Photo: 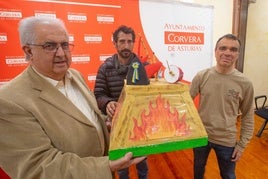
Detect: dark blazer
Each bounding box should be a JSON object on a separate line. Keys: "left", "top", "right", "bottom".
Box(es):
{"left": 0, "top": 66, "right": 112, "bottom": 179}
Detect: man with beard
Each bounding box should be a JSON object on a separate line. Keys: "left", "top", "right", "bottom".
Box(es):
{"left": 94, "top": 25, "right": 149, "bottom": 179}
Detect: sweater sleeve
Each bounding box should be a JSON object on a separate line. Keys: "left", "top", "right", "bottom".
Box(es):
{"left": 236, "top": 81, "right": 254, "bottom": 152}
{"left": 189, "top": 71, "right": 202, "bottom": 99}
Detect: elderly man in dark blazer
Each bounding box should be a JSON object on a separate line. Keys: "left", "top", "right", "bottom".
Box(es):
{"left": 0, "top": 16, "right": 145, "bottom": 179}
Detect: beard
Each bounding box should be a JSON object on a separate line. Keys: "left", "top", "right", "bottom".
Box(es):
{"left": 118, "top": 49, "right": 132, "bottom": 59}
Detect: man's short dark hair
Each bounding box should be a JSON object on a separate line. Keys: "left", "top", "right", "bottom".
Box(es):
{"left": 112, "top": 25, "right": 136, "bottom": 43}
{"left": 215, "top": 34, "right": 241, "bottom": 50}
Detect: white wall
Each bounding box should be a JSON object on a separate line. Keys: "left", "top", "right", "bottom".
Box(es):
{"left": 179, "top": 0, "right": 268, "bottom": 99}
{"left": 245, "top": 0, "right": 268, "bottom": 97}
{"left": 194, "top": 0, "right": 233, "bottom": 58}
{"left": 189, "top": 0, "right": 233, "bottom": 65}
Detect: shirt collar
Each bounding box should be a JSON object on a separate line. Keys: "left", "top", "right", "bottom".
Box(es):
{"left": 31, "top": 66, "right": 72, "bottom": 87}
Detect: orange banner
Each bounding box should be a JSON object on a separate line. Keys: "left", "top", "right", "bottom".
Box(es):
{"left": 164, "top": 31, "right": 204, "bottom": 45}
{"left": 0, "top": 0, "right": 153, "bottom": 89}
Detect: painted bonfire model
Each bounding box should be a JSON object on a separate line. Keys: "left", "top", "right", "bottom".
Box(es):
{"left": 109, "top": 59, "right": 207, "bottom": 160}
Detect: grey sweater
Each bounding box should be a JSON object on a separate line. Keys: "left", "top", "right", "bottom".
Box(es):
{"left": 190, "top": 67, "right": 254, "bottom": 152}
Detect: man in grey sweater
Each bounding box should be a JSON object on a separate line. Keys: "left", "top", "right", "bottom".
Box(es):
{"left": 190, "top": 34, "right": 254, "bottom": 179}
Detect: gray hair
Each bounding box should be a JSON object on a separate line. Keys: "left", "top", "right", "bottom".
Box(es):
{"left": 18, "top": 16, "right": 68, "bottom": 46}
{"left": 18, "top": 16, "right": 68, "bottom": 60}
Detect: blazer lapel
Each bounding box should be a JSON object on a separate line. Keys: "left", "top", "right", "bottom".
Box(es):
{"left": 71, "top": 72, "right": 103, "bottom": 117}
{"left": 27, "top": 67, "right": 94, "bottom": 127}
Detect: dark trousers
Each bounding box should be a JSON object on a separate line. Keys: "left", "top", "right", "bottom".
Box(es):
{"left": 194, "top": 141, "right": 236, "bottom": 179}
{"left": 117, "top": 158, "right": 148, "bottom": 179}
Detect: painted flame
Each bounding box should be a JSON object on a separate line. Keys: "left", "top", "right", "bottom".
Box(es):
{"left": 129, "top": 95, "right": 191, "bottom": 141}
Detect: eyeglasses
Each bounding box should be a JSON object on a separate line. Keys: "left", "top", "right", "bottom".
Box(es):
{"left": 28, "top": 42, "right": 74, "bottom": 52}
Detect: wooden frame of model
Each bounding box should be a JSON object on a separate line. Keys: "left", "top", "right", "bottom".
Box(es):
{"left": 109, "top": 78, "right": 207, "bottom": 160}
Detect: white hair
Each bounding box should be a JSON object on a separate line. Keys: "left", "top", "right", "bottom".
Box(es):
{"left": 18, "top": 16, "right": 68, "bottom": 60}
{"left": 18, "top": 16, "right": 68, "bottom": 46}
